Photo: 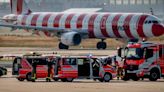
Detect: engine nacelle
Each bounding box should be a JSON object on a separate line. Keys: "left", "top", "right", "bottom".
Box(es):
{"left": 2, "top": 14, "right": 17, "bottom": 23}
{"left": 61, "top": 32, "right": 82, "bottom": 46}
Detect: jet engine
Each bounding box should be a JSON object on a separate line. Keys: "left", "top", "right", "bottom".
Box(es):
{"left": 60, "top": 32, "right": 82, "bottom": 46}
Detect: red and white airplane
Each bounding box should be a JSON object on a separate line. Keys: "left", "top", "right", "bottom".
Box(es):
{"left": 0, "top": 0, "right": 164, "bottom": 49}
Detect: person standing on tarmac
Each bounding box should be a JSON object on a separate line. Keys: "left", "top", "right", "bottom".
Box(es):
{"left": 116, "top": 47, "right": 124, "bottom": 80}
{"left": 46, "top": 57, "right": 54, "bottom": 82}
{"left": 31, "top": 59, "right": 37, "bottom": 82}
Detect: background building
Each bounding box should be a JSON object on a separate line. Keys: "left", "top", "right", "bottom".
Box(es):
{"left": 0, "top": 0, "right": 164, "bottom": 22}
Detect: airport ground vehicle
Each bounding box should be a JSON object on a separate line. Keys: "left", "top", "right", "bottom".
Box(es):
{"left": 0, "top": 66, "right": 7, "bottom": 77}
{"left": 53, "top": 56, "right": 116, "bottom": 82}
{"left": 12, "top": 55, "right": 55, "bottom": 81}
{"left": 117, "top": 42, "right": 164, "bottom": 81}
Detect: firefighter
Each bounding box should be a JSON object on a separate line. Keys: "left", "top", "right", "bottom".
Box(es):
{"left": 46, "top": 57, "right": 54, "bottom": 82}
{"left": 31, "top": 59, "right": 37, "bottom": 82}
{"left": 115, "top": 58, "right": 124, "bottom": 80}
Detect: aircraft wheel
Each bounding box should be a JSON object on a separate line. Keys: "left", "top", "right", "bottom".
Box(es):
{"left": 59, "top": 42, "right": 69, "bottom": 49}
{"left": 96, "top": 42, "right": 107, "bottom": 49}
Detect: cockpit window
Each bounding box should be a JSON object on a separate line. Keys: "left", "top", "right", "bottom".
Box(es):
{"left": 152, "top": 21, "right": 158, "bottom": 24}
{"left": 145, "top": 20, "right": 159, "bottom": 24}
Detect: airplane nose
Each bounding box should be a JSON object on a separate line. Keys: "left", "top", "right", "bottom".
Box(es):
{"left": 152, "top": 24, "right": 164, "bottom": 36}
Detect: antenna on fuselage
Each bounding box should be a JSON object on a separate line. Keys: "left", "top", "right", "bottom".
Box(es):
{"left": 150, "top": 8, "right": 154, "bottom": 15}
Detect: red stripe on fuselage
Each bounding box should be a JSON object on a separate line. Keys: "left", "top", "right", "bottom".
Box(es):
{"left": 137, "top": 15, "right": 148, "bottom": 37}
{"left": 53, "top": 14, "right": 63, "bottom": 27}
{"left": 65, "top": 14, "right": 75, "bottom": 28}
{"left": 88, "top": 14, "right": 98, "bottom": 38}
{"left": 21, "top": 15, "right": 28, "bottom": 25}
{"left": 100, "top": 14, "right": 110, "bottom": 37}
{"left": 17, "top": 0, "right": 23, "bottom": 14}
{"left": 31, "top": 14, "right": 40, "bottom": 26}
{"left": 123, "top": 14, "right": 134, "bottom": 38}
{"left": 77, "top": 14, "right": 86, "bottom": 29}
{"left": 42, "top": 14, "right": 51, "bottom": 27}
{"left": 112, "top": 14, "right": 122, "bottom": 38}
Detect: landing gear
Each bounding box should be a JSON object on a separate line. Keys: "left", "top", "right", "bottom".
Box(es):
{"left": 96, "top": 39, "right": 107, "bottom": 49}
{"left": 59, "top": 42, "right": 69, "bottom": 49}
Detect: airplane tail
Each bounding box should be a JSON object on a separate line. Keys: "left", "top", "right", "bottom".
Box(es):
{"left": 10, "top": 0, "right": 32, "bottom": 15}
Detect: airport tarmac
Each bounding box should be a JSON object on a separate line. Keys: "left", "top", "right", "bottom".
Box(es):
{"left": 0, "top": 69, "right": 164, "bottom": 92}
{"left": 0, "top": 47, "right": 117, "bottom": 56}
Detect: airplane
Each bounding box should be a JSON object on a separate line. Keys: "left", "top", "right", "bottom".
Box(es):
{"left": 0, "top": 0, "right": 164, "bottom": 49}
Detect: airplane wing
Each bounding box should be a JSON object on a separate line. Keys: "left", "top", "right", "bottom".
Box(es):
{"left": 0, "top": 23, "right": 88, "bottom": 37}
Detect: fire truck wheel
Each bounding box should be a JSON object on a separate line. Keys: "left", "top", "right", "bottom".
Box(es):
{"left": 26, "top": 73, "right": 32, "bottom": 81}
{"left": 53, "top": 78, "right": 59, "bottom": 81}
{"left": 17, "top": 78, "right": 25, "bottom": 81}
{"left": 149, "top": 69, "right": 160, "bottom": 81}
{"left": 66, "top": 78, "right": 74, "bottom": 82}
{"left": 61, "top": 78, "right": 67, "bottom": 82}
{"left": 103, "top": 73, "right": 112, "bottom": 82}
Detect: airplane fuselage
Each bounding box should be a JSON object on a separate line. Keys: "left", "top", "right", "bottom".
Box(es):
{"left": 10, "top": 12, "right": 162, "bottom": 39}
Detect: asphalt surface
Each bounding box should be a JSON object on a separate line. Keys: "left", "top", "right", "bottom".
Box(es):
{"left": 0, "top": 47, "right": 116, "bottom": 56}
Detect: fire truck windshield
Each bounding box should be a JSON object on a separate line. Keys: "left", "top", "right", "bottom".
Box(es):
{"left": 126, "top": 48, "right": 144, "bottom": 60}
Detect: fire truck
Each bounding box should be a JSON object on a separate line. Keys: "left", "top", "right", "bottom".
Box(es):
{"left": 53, "top": 56, "right": 116, "bottom": 82}
{"left": 12, "top": 53, "right": 55, "bottom": 81}
{"left": 117, "top": 42, "right": 164, "bottom": 81}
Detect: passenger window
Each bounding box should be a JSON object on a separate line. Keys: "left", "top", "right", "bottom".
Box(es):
{"left": 144, "top": 21, "right": 148, "bottom": 24}
{"left": 78, "top": 59, "right": 84, "bottom": 65}
{"left": 145, "top": 49, "right": 153, "bottom": 59}
{"left": 153, "top": 21, "right": 158, "bottom": 24}
{"left": 63, "top": 58, "right": 76, "bottom": 65}
{"left": 148, "top": 21, "right": 152, "bottom": 24}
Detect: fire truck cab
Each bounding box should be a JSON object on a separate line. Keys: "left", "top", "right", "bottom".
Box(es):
{"left": 118, "top": 42, "right": 164, "bottom": 81}
{"left": 54, "top": 56, "right": 116, "bottom": 82}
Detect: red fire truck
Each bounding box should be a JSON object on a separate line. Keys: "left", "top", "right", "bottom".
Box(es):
{"left": 12, "top": 55, "right": 54, "bottom": 81}
{"left": 117, "top": 42, "right": 164, "bottom": 81}
{"left": 53, "top": 56, "right": 116, "bottom": 82}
